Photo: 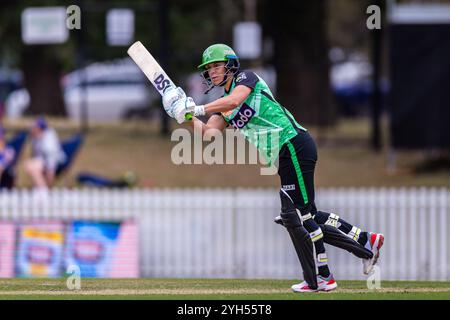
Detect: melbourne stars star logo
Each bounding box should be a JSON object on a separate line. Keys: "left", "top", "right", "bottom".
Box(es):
{"left": 203, "top": 47, "right": 213, "bottom": 60}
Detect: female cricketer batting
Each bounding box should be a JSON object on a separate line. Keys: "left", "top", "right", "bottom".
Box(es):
{"left": 162, "top": 44, "right": 384, "bottom": 293}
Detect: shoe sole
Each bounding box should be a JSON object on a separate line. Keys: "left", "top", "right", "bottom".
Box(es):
{"left": 292, "top": 283, "right": 338, "bottom": 293}
{"left": 364, "top": 234, "right": 384, "bottom": 275}
{"left": 291, "top": 284, "right": 318, "bottom": 293}
{"left": 321, "top": 282, "right": 338, "bottom": 292}
{"left": 292, "top": 289, "right": 318, "bottom": 293}
{"left": 292, "top": 276, "right": 339, "bottom": 293}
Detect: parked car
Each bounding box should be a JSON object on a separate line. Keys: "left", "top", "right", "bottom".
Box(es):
{"left": 330, "top": 50, "right": 389, "bottom": 117}
{"left": 5, "top": 58, "right": 159, "bottom": 122}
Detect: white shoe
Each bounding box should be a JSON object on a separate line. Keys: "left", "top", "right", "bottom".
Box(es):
{"left": 363, "top": 233, "right": 384, "bottom": 275}
{"left": 291, "top": 280, "right": 317, "bottom": 293}
{"left": 291, "top": 275, "right": 337, "bottom": 293}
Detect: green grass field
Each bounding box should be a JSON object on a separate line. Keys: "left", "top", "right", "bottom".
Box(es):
{"left": 0, "top": 278, "right": 449, "bottom": 300}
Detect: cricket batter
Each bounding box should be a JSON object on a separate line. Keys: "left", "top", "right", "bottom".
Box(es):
{"left": 162, "top": 44, "right": 384, "bottom": 292}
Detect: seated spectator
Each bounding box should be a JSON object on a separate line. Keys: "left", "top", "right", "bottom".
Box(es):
{"left": 24, "top": 117, "right": 66, "bottom": 190}
{"left": 0, "top": 126, "right": 15, "bottom": 179}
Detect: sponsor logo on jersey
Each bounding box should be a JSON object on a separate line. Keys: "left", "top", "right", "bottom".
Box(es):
{"left": 282, "top": 184, "right": 296, "bottom": 191}
{"left": 230, "top": 103, "right": 255, "bottom": 129}
{"left": 236, "top": 72, "right": 247, "bottom": 83}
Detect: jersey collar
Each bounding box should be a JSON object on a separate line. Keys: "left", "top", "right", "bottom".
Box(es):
{"left": 224, "top": 70, "right": 240, "bottom": 94}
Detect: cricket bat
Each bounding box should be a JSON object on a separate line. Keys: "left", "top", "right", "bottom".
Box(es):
{"left": 127, "top": 41, "right": 192, "bottom": 120}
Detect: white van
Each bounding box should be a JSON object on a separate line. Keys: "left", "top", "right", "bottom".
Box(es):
{"left": 5, "top": 58, "right": 158, "bottom": 122}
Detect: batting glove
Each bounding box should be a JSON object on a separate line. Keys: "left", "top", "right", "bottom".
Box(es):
{"left": 162, "top": 86, "right": 186, "bottom": 117}
{"left": 172, "top": 97, "right": 205, "bottom": 124}
{"left": 185, "top": 97, "right": 205, "bottom": 117}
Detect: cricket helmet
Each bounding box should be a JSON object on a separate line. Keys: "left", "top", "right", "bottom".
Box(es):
{"left": 197, "top": 44, "right": 239, "bottom": 70}
{"left": 198, "top": 44, "right": 240, "bottom": 93}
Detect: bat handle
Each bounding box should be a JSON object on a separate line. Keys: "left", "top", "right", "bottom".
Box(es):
{"left": 185, "top": 113, "right": 193, "bottom": 121}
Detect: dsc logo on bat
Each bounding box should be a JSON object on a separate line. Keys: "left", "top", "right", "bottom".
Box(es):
{"left": 154, "top": 74, "right": 172, "bottom": 93}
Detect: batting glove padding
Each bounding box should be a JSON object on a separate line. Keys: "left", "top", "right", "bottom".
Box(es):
{"left": 185, "top": 97, "right": 205, "bottom": 117}
{"left": 172, "top": 97, "right": 205, "bottom": 124}
{"left": 162, "top": 86, "right": 186, "bottom": 118}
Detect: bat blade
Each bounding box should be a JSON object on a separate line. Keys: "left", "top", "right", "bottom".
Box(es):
{"left": 128, "top": 41, "right": 192, "bottom": 121}
{"left": 127, "top": 41, "right": 175, "bottom": 95}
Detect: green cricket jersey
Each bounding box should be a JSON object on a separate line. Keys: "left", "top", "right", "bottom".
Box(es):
{"left": 219, "top": 70, "right": 307, "bottom": 164}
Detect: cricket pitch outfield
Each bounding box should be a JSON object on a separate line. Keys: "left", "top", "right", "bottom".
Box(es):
{"left": 0, "top": 279, "right": 449, "bottom": 300}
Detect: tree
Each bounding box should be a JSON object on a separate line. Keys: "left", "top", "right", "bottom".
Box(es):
{"left": 0, "top": 0, "right": 163, "bottom": 118}
{"left": 0, "top": 1, "right": 72, "bottom": 116}
{"left": 21, "top": 45, "right": 68, "bottom": 116}
{"left": 261, "top": 0, "right": 336, "bottom": 127}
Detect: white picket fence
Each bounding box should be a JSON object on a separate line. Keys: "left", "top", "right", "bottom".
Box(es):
{"left": 0, "top": 187, "right": 449, "bottom": 281}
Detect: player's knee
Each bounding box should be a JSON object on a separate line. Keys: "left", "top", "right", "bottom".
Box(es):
{"left": 279, "top": 188, "right": 302, "bottom": 228}
{"left": 312, "top": 211, "right": 330, "bottom": 224}
{"left": 312, "top": 211, "right": 341, "bottom": 228}
{"left": 280, "top": 210, "right": 302, "bottom": 229}
{"left": 325, "top": 213, "right": 341, "bottom": 228}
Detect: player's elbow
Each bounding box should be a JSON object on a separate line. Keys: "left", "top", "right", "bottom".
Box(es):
{"left": 227, "top": 97, "right": 240, "bottom": 110}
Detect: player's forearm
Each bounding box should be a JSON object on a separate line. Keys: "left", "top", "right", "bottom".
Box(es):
{"left": 204, "top": 95, "right": 240, "bottom": 114}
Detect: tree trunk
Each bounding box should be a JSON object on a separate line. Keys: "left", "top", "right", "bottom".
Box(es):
{"left": 264, "top": 0, "right": 335, "bottom": 126}
{"left": 21, "top": 45, "right": 67, "bottom": 116}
